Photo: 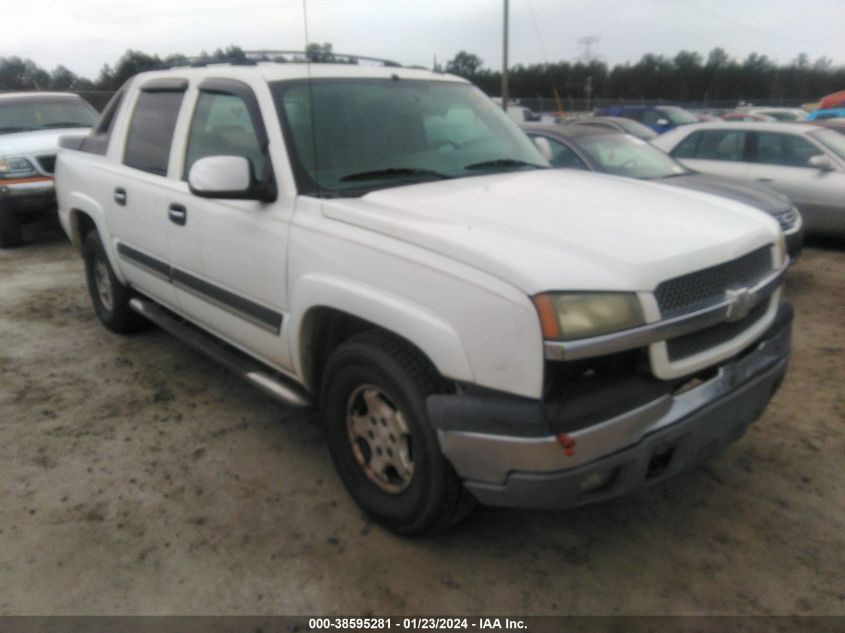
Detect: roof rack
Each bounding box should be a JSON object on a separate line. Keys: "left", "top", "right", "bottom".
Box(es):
{"left": 172, "top": 50, "right": 403, "bottom": 69}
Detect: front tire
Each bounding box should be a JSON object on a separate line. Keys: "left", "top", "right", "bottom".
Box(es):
{"left": 83, "top": 231, "right": 146, "bottom": 333}
{"left": 0, "top": 199, "right": 23, "bottom": 248}
{"left": 320, "top": 332, "right": 474, "bottom": 535}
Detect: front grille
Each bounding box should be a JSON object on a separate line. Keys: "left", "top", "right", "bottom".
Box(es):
{"left": 771, "top": 206, "right": 798, "bottom": 231}
{"left": 655, "top": 246, "right": 773, "bottom": 317}
{"left": 667, "top": 301, "right": 769, "bottom": 361}
{"left": 37, "top": 154, "right": 56, "bottom": 174}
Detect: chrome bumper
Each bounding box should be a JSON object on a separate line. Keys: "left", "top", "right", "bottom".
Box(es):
{"left": 437, "top": 302, "right": 791, "bottom": 493}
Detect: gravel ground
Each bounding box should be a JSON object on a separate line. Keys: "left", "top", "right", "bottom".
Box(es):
{"left": 1, "top": 222, "right": 843, "bottom": 615}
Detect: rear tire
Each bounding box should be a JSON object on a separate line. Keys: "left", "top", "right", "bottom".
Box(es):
{"left": 83, "top": 231, "right": 146, "bottom": 333}
{"left": 320, "top": 331, "right": 474, "bottom": 535}
{"left": 0, "top": 200, "right": 23, "bottom": 248}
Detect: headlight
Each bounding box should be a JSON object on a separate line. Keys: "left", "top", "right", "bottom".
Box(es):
{"left": 0, "top": 157, "right": 38, "bottom": 179}
{"left": 532, "top": 292, "right": 644, "bottom": 341}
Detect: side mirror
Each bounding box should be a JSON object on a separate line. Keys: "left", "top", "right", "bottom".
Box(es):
{"left": 532, "top": 136, "right": 553, "bottom": 161}
{"left": 656, "top": 118, "right": 670, "bottom": 127}
{"left": 808, "top": 154, "right": 835, "bottom": 172}
{"left": 188, "top": 156, "right": 276, "bottom": 201}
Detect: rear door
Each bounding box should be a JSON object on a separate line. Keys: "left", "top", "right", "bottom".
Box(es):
{"left": 107, "top": 79, "right": 189, "bottom": 308}
{"left": 166, "top": 78, "right": 294, "bottom": 370}
{"left": 669, "top": 128, "right": 752, "bottom": 180}
{"left": 746, "top": 130, "right": 845, "bottom": 233}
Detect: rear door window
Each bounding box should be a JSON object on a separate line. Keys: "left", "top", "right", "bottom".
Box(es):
{"left": 123, "top": 91, "right": 185, "bottom": 176}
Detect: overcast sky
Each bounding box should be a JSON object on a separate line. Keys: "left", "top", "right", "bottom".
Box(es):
{"left": 4, "top": 0, "right": 845, "bottom": 78}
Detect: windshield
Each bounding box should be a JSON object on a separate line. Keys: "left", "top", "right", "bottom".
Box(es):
{"left": 660, "top": 107, "right": 699, "bottom": 126}
{"left": 271, "top": 79, "right": 547, "bottom": 195}
{"left": 577, "top": 133, "right": 688, "bottom": 179}
{"left": 0, "top": 97, "right": 97, "bottom": 134}
{"left": 809, "top": 128, "right": 845, "bottom": 161}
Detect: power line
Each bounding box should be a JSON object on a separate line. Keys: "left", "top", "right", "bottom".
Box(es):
{"left": 525, "top": 0, "right": 549, "bottom": 63}
{"left": 677, "top": 0, "right": 837, "bottom": 46}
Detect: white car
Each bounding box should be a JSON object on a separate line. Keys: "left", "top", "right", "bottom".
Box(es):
{"left": 653, "top": 121, "right": 845, "bottom": 237}
{"left": 0, "top": 92, "right": 97, "bottom": 247}
{"left": 56, "top": 60, "right": 791, "bottom": 534}
{"left": 745, "top": 107, "right": 807, "bottom": 121}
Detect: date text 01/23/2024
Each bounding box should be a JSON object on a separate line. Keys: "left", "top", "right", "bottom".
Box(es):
{"left": 307, "top": 618, "right": 528, "bottom": 630}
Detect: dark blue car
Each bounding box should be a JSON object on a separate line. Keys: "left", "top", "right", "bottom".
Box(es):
{"left": 593, "top": 105, "right": 699, "bottom": 134}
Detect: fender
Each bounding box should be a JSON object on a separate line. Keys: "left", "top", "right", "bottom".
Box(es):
{"left": 63, "top": 193, "right": 129, "bottom": 286}
{"left": 289, "top": 273, "right": 475, "bottom": 389}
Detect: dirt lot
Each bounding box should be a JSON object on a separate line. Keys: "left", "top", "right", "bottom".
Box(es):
{"left": 1, "top": 223, "right": 843, "bottom": 616}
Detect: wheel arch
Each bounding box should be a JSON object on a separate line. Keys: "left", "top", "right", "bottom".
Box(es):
{"left": 289, "top": 275, "right": 475, "bottom": 394}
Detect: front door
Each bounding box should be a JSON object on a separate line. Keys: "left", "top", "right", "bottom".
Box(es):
{"left": 166, "top": 80, "right": 294, "bottom": 370}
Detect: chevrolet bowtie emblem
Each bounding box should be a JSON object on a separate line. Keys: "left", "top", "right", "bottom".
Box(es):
{"left": 725, "top": 287, "right": 757, "bottom": 322}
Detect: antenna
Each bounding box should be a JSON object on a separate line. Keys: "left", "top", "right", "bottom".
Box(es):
{"left": 302, "top": 0, "right": 320, "bottom": 189}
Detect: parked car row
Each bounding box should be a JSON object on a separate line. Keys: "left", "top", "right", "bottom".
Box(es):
{"left": 521, "top": 123, "right": 804, "bottom": 258}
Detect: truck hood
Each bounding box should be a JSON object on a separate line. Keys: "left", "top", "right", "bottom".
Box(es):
{"left": 0, "top": 128, "right": 91, "bottom": 156}
{"left": 660, "top": 172, "right": 792, "bottom": 215}
{"left": 321, "top": 169, "right": 781, "bottom": 295}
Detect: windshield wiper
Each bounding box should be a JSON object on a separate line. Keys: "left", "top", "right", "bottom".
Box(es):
{"left": 42, "top": 121, "right": 89, "bottom": 129}
{"left": 463, "top": 158, "right": 546, "bottom": 171}
{"left": 340, "top": 167, "right": 452, "bottom": 182}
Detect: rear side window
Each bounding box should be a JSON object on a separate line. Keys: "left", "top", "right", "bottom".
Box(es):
{"left": 124, "top": 91, "right": 185, "bottom": 176}
{"left": 184, "top": 92, "right": 266, "bottom": 179}
{"left": 691, "top": 130, "right": 746, "bottom": 162}
{"left": 81, "top": 90, "right": 124, "bottom": 155}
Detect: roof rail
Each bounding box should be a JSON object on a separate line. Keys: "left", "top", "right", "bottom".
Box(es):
{"left": 170, "top": 50, "right": 403, "bottom": 69}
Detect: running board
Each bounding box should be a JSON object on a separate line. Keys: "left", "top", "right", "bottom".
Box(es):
{"left": 129, "top": 297, "right": 312, "bottom": 408}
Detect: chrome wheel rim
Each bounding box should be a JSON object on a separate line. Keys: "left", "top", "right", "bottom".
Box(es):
{"left": 346, "top": 384, "right": 414, "bottom": 494}
{"left": 93, "top": 255, "right": 113, "bottom": 312}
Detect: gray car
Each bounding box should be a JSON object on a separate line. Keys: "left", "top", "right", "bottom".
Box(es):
{"left": 522, "top": 123, "right": 804, "bottom": 260}
{"left": 652, "top": 121, "right": 845, "bottom": 238}
{"left": 569, "top": 116, "right": 658, "bottom": 141}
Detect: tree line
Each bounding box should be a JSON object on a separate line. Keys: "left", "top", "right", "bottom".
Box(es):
{"left": 446, "top": 48, "right": 845, "bottom": 106}
{"left": 1, "top": 44, "right": 843, "bottom": 107}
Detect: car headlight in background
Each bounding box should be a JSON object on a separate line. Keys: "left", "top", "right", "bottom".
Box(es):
{"left": 532, "top": 292, "right": 645, "bottom": 341}
{"left": 0, "top": 157, "right": 39, "bottom": 179}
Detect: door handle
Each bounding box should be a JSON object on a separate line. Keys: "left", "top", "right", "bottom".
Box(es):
{"left": 168, "top": 203, "right": 187, "bottom": 226}
{"left": 114, "top": 188, "right": 127, "bottom": 206}
{"left": 755, "top": 178, "right": 774, "bottom": 182}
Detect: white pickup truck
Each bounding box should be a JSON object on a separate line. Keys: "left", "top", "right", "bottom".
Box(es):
{"left": 56, "top": 61, "right": 792, "bottom": 534}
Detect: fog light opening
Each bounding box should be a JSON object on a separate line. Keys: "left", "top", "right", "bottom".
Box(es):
{"left": 579, "top": 468, "right": 617, "bottom": 494}
{"left": 646, "top": 445, "right": 675, "bottom": 480}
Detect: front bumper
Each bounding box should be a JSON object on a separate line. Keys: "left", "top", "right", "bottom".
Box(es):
{"left": 433, "top": 302, "right": 792, "bottom": 510}
{"left": 785, "top": 224, "right": 804, "bottom": 264}
{"left": 0, "top": 178, "right": 56, "bottom": 217}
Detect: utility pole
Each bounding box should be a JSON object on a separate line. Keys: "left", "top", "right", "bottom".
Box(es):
{"left": 577, "top": 35, "right": 600, "bottom": 63}
{"left": 501, "top": 0, "right": 509, "bottom": 111}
